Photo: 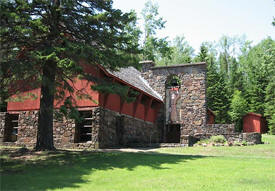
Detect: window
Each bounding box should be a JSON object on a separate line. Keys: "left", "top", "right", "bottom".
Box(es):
{"left": 166, "top": 75, "right": 181, "bottom": 87}
{"left": 74, "top": 111, "right": 92, "bottom": 143}
{"left": 4, "top": 114, "right": 19, "bottom": 142}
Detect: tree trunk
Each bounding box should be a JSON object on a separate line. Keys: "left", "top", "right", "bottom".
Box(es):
{"left": 35, "top": 61, "right": 57, "bottom": 151}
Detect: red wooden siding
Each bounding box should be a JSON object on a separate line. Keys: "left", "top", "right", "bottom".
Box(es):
{"left": 243, "top": 113, "right": 267, "bottom": 133}
{"left": 7, "top": 65, "right": 162, "bottom": 123}
{"left": 207, "top": 109, "right": 215, "bottom": 124}
{"left": 8, "top": 88, "right": 41, "bottom": 111}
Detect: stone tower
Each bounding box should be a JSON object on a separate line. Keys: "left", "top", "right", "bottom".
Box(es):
{"left": 141, "top": 61, "right": 207, "bottom": 145}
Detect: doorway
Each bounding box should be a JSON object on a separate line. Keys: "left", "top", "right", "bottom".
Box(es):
{"left": 166, "top": 124, "right": 180, "bottom": 143}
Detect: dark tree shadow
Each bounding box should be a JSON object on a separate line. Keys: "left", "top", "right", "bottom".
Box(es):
{"left": 0, "top": 148, "right": 207, "bottom": 191}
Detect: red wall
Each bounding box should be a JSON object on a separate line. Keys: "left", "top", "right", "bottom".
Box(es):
{"left": 8, "top": 88, "right": 41, "bottom": 111}
{"left": 7, "top": 78, "right": 99, "bottom": 112}
{"left": 207, "top": 109, "right": 215, "bottom": 124}
{"left": 7, "top": 65, "right": 163, "bottom": 123}
{"left": 104, "top": 93, "right": 121, "bottom": 112}
{"left": 243, "top": 113, "right": 267, "bottom": 133}
{"left": 99, "top": 92, "right": 160, "bottom": 123}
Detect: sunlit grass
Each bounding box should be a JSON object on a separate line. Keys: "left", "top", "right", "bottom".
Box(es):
{"left": 1, "top": 134, "right": 274, "bottom": 191}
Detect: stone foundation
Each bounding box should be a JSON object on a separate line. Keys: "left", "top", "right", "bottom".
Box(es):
{"left": 0, "top": 112, "right": 6, "bottom": 143}
{"left": 99, "top": 108, "right": 159, "bottom": 148}
{"left": 181, "top": 124, "right": 262, "bottom": 145}
{"left": 0, "top": 107, "right": 160, "bottom": 149}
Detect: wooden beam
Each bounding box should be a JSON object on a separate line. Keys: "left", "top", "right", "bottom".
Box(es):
{"left": 119, "top": 87, "right": 130, "bottom": 114}
{"left": 133, "top": 93, "right": 142, "bottom": 118}
{"left": 144, "top": 98, "right": 153, "bottom": 121}
{"left": 103, "top": 78, "right": 116, "bottom": 108}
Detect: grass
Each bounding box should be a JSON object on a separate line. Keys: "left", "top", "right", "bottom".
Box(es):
{"left": 0, "top": 134, "right": 274, "bottom": 191}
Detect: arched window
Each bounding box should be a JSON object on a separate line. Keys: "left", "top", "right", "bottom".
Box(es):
{"left": 165, "top": 75, "right": 181, "bottom": 88}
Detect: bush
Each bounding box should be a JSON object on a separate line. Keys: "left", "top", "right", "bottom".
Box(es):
{"left": 210, "top": 135, "right": 226, "bottom": 143}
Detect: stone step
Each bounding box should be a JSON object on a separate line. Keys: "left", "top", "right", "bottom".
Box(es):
{"left": 81, "top": 133, "right": 92, "bottom": 135}
{"left": 83, "top": 125, "right": 92, "bottom": 128}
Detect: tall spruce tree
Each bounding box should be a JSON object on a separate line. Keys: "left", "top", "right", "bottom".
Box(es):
{"left": 196, "top": 44, "right": 230, "bottom": 123}
{"left": 263, "top": 37, "right": 275, "bottom": 134}
{"left": 243, "top": 38, "right": 274, "bottom": 115}
{"left": 0, "top": 0, "right": 140, "bottom": 150}
{"left": 265, "top": 76, "right": 275, "bottom": 134}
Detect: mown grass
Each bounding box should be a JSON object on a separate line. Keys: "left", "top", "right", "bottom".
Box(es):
{"left": 1, "top": 134, "right": 275, "bottom": 191}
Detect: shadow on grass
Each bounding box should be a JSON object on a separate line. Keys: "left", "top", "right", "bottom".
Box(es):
{"left": 0, "top": 148, "right": 206, "bottom": 191}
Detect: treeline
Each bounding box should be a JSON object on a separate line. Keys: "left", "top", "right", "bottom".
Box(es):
{"left": 192, "top": 37, "right": 274, "bottom": 134}
{"left": 139, "top": 0, "right": 275, "bottom": 133}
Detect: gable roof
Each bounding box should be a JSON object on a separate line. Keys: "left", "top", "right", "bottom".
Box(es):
{"left": 98, "top": 65, "right": 163, "bottom": 102}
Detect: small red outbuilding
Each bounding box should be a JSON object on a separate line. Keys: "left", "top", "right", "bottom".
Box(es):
{"left": 243, "top": 112, "right": 267, "bottom": 133}
{"left": 207, "top": 108, "right": 215, "bottom": 124}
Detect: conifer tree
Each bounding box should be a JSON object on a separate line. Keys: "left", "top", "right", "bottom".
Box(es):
{"left": 196, "top": 44, "right": 230, "bottom": 123}
{"left": 229, "top": 90, "right": 248, "bottom": 132}
{"left": 0, "top": 0, "right": 140, "bottom": 150}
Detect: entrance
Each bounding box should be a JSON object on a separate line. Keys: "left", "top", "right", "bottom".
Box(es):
{"left": 166, "top": 124, "right": 180, "bottom": 143}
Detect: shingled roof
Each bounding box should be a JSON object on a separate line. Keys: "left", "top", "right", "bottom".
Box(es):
{"left": 105, "top": 67, "right": 163, "bottom": 102}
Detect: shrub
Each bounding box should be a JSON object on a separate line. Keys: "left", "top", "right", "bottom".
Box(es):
{"left": 210, "top": 135, "right": 226, "bottom": 143}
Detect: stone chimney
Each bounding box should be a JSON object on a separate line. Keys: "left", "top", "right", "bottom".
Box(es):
{"left": 140, "top": 60, "right": 155, "bottom": 72}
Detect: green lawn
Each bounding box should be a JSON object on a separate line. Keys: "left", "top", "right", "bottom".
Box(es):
{"left": 1, "top": 135, "right": 275, "bottom": 191}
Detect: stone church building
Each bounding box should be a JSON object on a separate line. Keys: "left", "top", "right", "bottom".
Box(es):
{"left": 0, "top": 61, "right": 261, "bottom": 149}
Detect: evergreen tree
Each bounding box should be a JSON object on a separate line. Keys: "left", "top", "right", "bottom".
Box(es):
{"left": 265, "top": 76, "right": 275, "bottom": 134}
{"left": 243, "top": 38, "right": 274, "bottom": 115}
{"left": 196, "top": 44, "right": 230, "bottom": 123}
{"left": 263, "top": 37, "right": 275, "bottom": 134}
{"left": 0, "top": 0, "right": 140, "bottom": 150}
{"left": 229, "top": 90, "right": 248, "bottom": 132}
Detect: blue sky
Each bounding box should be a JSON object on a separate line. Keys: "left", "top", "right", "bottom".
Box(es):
{"left": 113, "top": 0, "right": 275, "bottom": 53}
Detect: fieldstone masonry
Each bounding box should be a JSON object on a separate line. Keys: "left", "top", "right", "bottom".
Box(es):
{"left": 0, "top": 112, "right": 5, "bottom": 143}
{"left": 0, "top": 107, "right": 159, "bottom": 149}
{"left": 99, "top": 108, "right": 159, "bottom": 148}
{"left": 0, "top": 61, "right": 262, "bottom": 148}
{"left": 141, "top": 62, "right": 207, "bottom": 143}
{"left": 141, "top": 61, "right": 262, "bottom": 145}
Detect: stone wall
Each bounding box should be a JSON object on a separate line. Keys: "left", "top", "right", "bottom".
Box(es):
{"left": 181, "top": 123, "right": 262, "bottom": 145}
{"left": 99, "top": 108, "right": 159, "bottom": 148}
{"left": 1, "top": 107, "right": 160, "bottom": 149}
{"left": 0, "top": 112, "right": 6, "bottom": 143}
{"left": 242, "top": 133, "right": 262, "bottom": 144}
{"left": 0, "top": 108, "right": 101, "bottom": 149}
{"left": 53, "top": 107, "right": 100, "bottom": 149}
{"left": 17, "top": 111, "right": 39, "bottom": 147}
{"left": 141, "top": 62, "right": 207, "bottom": 143}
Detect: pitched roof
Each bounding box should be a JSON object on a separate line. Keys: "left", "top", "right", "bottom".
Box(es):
{"left": 103, "top": 66, "right": 163, "bottom": 102}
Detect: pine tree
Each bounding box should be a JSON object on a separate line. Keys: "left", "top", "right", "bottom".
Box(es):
{"left": 196, "top": 44, "right": 230, "bottom": 123}
{"left": 244, "top": 38, "right": 274, "bottom": 115}
{"left": 263, "top": 38, "right": 275, "bottom": 134}
{"left": 265, "top": 77, "right": 275, "bottom": 134}
{"left": 0, "top": 0, "right": 140, "bottom": 150}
